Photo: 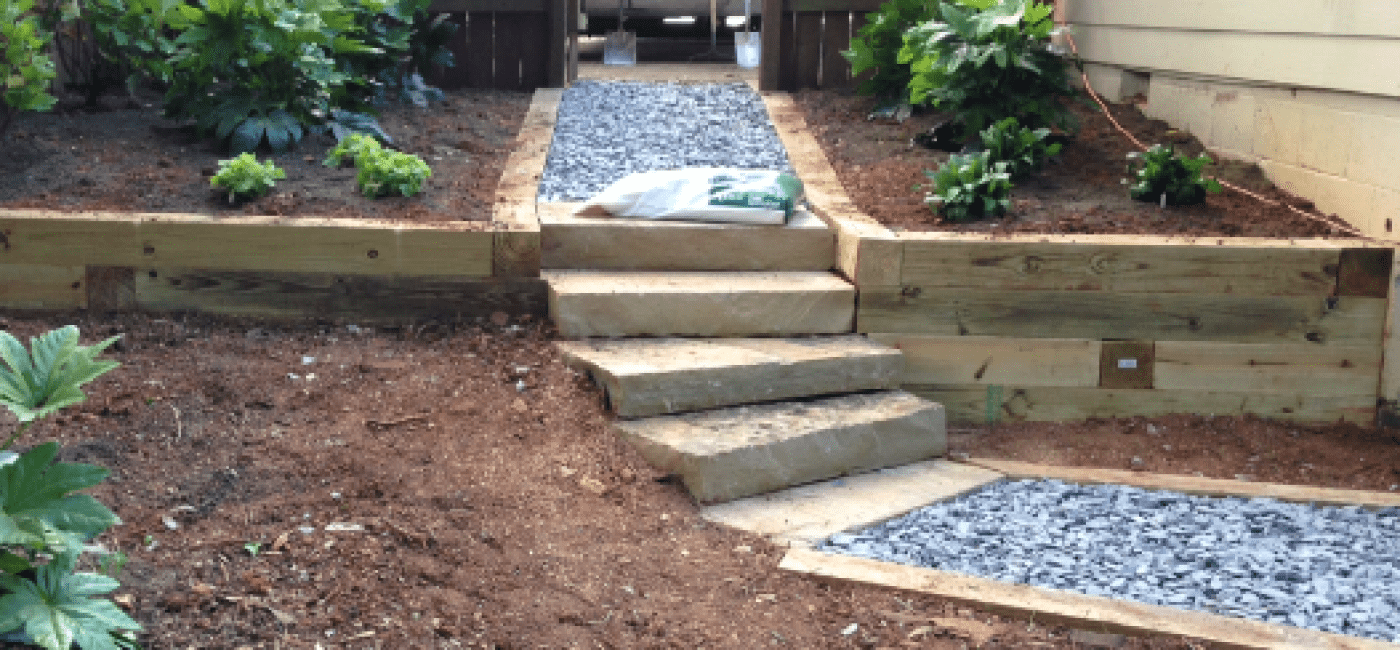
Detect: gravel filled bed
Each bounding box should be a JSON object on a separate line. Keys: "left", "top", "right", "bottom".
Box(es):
{"left": 820, "top": 479, "right": 1400, "bottom": 642}
{"left": 537, "top": 81, "right": 793, "bottom": 203}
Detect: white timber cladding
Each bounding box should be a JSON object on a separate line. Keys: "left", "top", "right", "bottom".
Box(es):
{"left": 1061, "top": 0, "right": 1400, "bottom": 239}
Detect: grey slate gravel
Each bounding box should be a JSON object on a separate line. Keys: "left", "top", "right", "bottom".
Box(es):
{"left": 820, "top": 479, "right": 1400, "bottom": 642}
{"left": 538, "top": 81, "right": 794, "bottom": 203}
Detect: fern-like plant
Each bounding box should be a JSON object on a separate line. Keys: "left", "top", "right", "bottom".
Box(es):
{"left": 0, "top": 326, "right": 141, "bottom": 650}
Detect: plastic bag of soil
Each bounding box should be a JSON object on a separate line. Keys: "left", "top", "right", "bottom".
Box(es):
{"left": 575, "top": 168, "right": 803, "bottom": 225}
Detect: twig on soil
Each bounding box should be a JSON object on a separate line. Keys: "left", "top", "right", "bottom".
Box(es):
{"left": 170, "top": 404, "right": 182, "bottom": 439}
{"left": 365, "top": 414, "right": 430, "bottom": 430}
{"left": 1063, "top": 33, "right": 1372, "bottom": 241}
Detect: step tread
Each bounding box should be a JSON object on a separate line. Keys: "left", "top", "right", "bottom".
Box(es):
{"left": 541, "top": 202, "right": 830, "bottom": 232}
{"left": 614, "top": 391, "right": 947, "bottom": 503}
{"left": 544, "top": 270, "right": 853, "bottom": 294}
{"left": 559, "top": 336, "right": 903, "bottom": 417}
{"left": 556, "top": 335, "right": 895, "bottom": 376}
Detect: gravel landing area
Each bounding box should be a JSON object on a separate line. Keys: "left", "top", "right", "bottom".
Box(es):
{"left": 821, "top": 479, "right": 1400, "bottom": 642}
{"left": 537, "top": 81, "right": 793, "bottom": 202}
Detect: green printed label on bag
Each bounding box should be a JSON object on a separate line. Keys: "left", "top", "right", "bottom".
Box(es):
{"left": 707, "top": 173, "right": 803, "bottom": 217}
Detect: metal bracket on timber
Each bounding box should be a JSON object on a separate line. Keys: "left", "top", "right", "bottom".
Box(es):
{"left": 755, "top": 91, "right": 900, "bottom": 288}
{"left": 492, "top": 88, "right": 561, "bottom": 278}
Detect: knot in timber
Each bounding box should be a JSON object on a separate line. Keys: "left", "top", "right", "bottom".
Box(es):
{"left": 1017, "top": 255, "right": 1045, "bottom": 275}
{"left": 1087, "top": 253, "right": 1114, "bottom": 275}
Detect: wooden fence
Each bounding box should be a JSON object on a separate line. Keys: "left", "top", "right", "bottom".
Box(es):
{"left": 760, "top": 0, "right": 882, "bottom": 91}
{"left": 425, "top": 0, "right": 577, "bottom": 91}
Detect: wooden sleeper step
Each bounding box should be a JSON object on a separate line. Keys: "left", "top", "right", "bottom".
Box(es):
{"left": 557, "top": 335, "right": 903, "bottom": 418}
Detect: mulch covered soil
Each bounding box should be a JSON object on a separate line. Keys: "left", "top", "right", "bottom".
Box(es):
{"left": 1, "top": 312, "right": 1396, "bottom": 648}
{"left": 794, "top": 90, "right": 1366, "bottom": 239}
{"left": 0, "top": 90, "right": 531, "bottom": 223}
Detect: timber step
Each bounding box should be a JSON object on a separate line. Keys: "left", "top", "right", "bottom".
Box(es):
{"left": 614, "top": 390, "right": 947, "bottom": 504}
{"left": 557, "top": 335, "right": 903, "bottom": 418}
{"left": 540, "top": 203, "right": 835, "bottom": 272}
{"left": 544, "top": 270, "right": 856, "bottom": 338}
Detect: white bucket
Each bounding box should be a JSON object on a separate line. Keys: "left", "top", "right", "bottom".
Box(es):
{"left": 735, "top": 32, "right": 761, "bottom": 69}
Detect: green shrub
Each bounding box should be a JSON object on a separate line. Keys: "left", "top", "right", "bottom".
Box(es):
{"left": 0, "top": 326, "right": 141, "bottom": 650}
{"left": 323, "top": 132, "right": 384, "bottom": 167}
{"left": 356, "top": 149, "right": 431, "bottom": 198}
{"left": 923, "top": 151, "right": 1012, "bottom": 221}
{"left": 210, "top": 153, "right": 286, "bottom": 204}
{"left": 899, "top": 0, "right": 1077, "bottom": 134}
{"left": 0, "top": 0, "right": 58, "bottom": 137}
{"left": 978, "top": 116, "right": 1061, "bottom": 179}
{"left": 1125, "top": 145, "right": 1223, "bottom": 206}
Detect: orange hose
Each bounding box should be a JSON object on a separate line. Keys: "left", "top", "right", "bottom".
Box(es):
{"left": 1062, "top": 32, "right": 1369, "bottom": 240}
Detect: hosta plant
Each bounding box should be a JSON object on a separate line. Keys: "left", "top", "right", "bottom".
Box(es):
{"left": 923, "top": 151, "right": 1012, "bottom": 221}
{"left": 210, "top": 153, "right": 286, "bottom": 204}
{"left": 356, "top": 149, "right": 431, "bottom": 198}
{"left": 0, "top": 0, "right": 58, "bottom": 138}
{"left": 1125, "top": 145, "right": 1223, "bottom": 206}
{"left": 0, "top": 326, "right": 140, "bottom": 650}
{"left": 978, "top": 116, "right": 1061, "bottom": 179}
{"left": 900, "top": 0, "right": 1078, "bottom": 134}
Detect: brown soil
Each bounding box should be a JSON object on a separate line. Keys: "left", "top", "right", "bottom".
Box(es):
{"left": 0, "top": 90, "right": 530, "bottom": 223}
{"left": 794, "top": 90, "right": 1366, "bottom": 239}
{"left": 2, "top": 311, "right": 1396, "bottom": 649}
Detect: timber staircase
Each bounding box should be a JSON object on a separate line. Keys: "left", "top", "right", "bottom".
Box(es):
{"left": 542, "top": 203, "right": 948, "bottom": 504}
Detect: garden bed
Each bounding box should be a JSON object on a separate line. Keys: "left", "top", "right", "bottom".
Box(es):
{"left": 3, "top": 311, "right": 1398, "bottom": 648}
{"left": 793, "top": 90, "right": 1360, "bottom": 239}
{"left": 0, "top": 89, "right": 531, "bottom": 223}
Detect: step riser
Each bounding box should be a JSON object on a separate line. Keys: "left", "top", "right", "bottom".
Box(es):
{"left": 615, "top": 391, "right": 947, "bottom": 504}
{"left": 549, "top": 287, "right": 855, "bottom": 338}
{"left": 542, "top": 208, "right": 835, "bottom": 272}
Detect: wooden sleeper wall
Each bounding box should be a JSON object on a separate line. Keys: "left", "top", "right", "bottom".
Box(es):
{"left": 861, "top": 235, "right": 1391, "bottom": 425}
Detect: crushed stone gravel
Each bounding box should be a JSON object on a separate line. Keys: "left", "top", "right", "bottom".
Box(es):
{"left": 820, "top": 479, "right": 1400, "bottom": 643}
{"left": 537, "top": 81, "right": 793, "bottom": 203}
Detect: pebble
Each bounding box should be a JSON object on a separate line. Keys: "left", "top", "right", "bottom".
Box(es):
{"left": 820, "top": 479, "right": 1400, "bottom": 642}
{"left": 537, "top": 81, "right": 793, "bottom": 203}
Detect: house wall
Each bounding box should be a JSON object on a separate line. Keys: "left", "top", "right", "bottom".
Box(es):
{"left": 1062, "top": 0, "right": 1400, "bottom": 240}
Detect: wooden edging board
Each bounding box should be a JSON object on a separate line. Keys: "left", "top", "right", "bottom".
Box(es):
{"left": 761, "top": 460, "right": 1400, "bottom": 649}
{"left": 492, "top": 88, "right": 559, "bottom": 278}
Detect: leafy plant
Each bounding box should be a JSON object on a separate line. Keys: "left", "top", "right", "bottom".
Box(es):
{"left": 323, "top": 108, "right": 395, "bottom": 145}
{"left": 900, "top": 0, "right": 1077, "bottom": 134}
{"left": 0, "top": 326, "right": 140, "bottom": 650}
{"left": 922, "top": 151, "right": 1012, "bottom": 221}
{"left": 843, "top": 0, "right": 941, "bottom": 100}
{"left": 83, "top": 0, "right": 181, "bottom": 95}
{"left": 356, "top": 148, "right": 431, "bottom": 198}
{"left": 977, "top": 116, "right": 1061, "bottom": 179}
{"left": 323, "top": 132, "right": 384, "bottom": 167}
{"left": 0, "top": 0, "right": 59, "bottom": 138}
{"left": 1125, "top": 144, "right": 1223, "bottom": 206}
{"left": 210, "top": 153, "right": 286, "bottom": 204}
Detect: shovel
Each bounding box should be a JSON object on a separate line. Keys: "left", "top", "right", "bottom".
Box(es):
{"left": 602, "top": 0, "right": 636, "bottom": 65}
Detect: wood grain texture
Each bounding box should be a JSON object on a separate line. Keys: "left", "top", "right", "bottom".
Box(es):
{"left": 0, "top": 212, "right": 143, "bottom": 266}
{"left": 85, "top": 266, "right": 136, "bottom": 311}
{"left": 1155, "top": 340, "right": 1381, "bottom": 396}
{"left": 858, "top": 288, "right": 1387, "bottom": 346}
{"left": 0, "top": 264, "right": 85, "bottom": 309}
{"left": 1337, "top": 248, "right": 1393, "bottom": 298}
{"left": 899, "top": 236, "right": 1342, "bottom": 295}
{"left": 782, "top": 548, "right": 1398, "bottom": 650}
{"left": 490, "top": 88, "right": 558, "bottom": 277}
{"left": 869, "top": 334, "right": 1101, "bottom": 388}
{"left": 136, "top": 268, "right": 546, "bottom": 320}
{"left": 965, "top": 458, "right": 1400, "bottom": 509}
{"left": 905, "top": 385, "right": 1376, "bottom": 425}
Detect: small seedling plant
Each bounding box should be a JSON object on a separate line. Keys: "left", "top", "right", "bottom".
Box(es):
{"left": 322, "top": 132, "right": 384, "bottom": 168}
{"left": 0, "top": 326, "right": 141, "bottom": 650}
{"left": 1125, "top": 144, "right": 1223, "bottom": 206}
{"left": 978, "top": 117, "right": 1061, "bottom": 180}
{"left": 923, "top": 151, "right": 1012, "bottom": 221}
{"left": 210, "top": 153, "right": 286, "bottom": 204}
{"left": 355, "top": 149, "right": 432, "bottom": 198}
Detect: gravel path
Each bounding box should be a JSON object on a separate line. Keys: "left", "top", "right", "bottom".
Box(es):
{"left": 538, "top": 81, "right": 793, "bottom": 203}
{"left": 820, "top": 479, "right": 1400, "bottom": 642}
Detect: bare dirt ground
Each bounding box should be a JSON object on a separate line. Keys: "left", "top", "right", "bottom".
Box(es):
{"left": 0, "top": 90, "right": 530, "bottom": 223}
{"left": 1, "top": 312, "right": 1396, "bottom": 649}
{"left": 794, "top": 89, "right": 1365, "bottom": 239}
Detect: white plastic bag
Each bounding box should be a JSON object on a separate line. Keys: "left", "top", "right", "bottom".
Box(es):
{"left": 576, "top": 168, "right": 804, "bottom": 225}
